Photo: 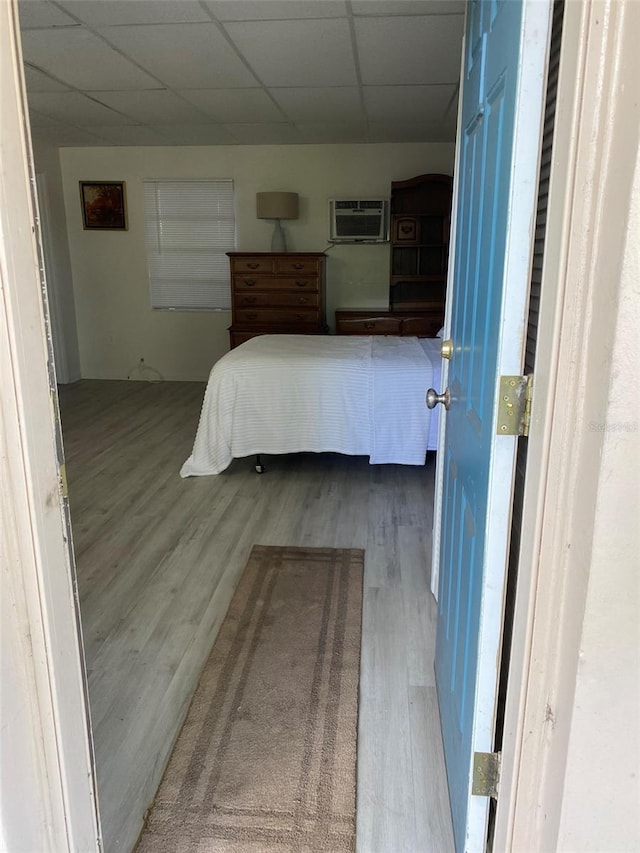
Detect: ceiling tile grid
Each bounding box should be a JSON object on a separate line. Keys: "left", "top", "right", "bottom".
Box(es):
{"left": 18, "top": 0, "right": 463, "bottom": 147}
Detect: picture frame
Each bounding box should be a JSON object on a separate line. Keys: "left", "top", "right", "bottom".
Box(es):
{"left": 79, "top": 181, "right": 127, "bottom": 230}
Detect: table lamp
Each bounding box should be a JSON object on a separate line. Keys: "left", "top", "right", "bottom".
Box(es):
{"left": 256, "top": 191, "right": 299, "bottom": 252}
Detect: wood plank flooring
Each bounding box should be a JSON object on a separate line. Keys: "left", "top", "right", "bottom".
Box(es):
{"left": 58, "top": 379, "right": 454, "bottom": 853}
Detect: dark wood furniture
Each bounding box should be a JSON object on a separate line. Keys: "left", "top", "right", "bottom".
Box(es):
{"left": 389, "top": 173, "right": 453, "bottom": 327}
{"left": 335, "top": 309, "right": 442, "bottom": 337}
{"left": 227, "top": 252, "right": 326, "bottom": 348}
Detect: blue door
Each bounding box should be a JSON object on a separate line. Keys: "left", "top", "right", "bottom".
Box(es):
{"left": 433, "top": 2, "right": 551, "bottom": 850}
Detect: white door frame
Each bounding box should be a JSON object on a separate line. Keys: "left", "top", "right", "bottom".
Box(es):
{"left": 1, "top": 0, "right": 635, "bottom": 850}
{"left": 0, "top": 2, "right": 100, "bottom": 850}
{"left": 495, "top": 0, "right": 639, "bottom": 848}
{"left": 35, "top": 172, "right": 71, "bottom": 383}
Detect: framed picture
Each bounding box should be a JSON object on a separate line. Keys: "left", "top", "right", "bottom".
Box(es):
{"left": 80, "top": 181, "right": 127, "bottom": 230}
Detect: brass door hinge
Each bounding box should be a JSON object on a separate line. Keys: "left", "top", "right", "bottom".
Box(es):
{"left": 59, "top": 463, "right": 68, "bottom": 498}
{"left": 472, "top": 751, "right": 501, "bottom": 798}
{"left": 497, "top": 375, "right": 533, "bottom": 436}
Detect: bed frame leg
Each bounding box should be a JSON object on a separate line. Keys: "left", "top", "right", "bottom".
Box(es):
{"left": 255, "top": 455, "right": 265, "bottom": 474}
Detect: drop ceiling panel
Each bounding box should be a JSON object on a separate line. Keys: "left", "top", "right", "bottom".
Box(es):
{"left": 92, "top": 90, "right": 212, "bottom": 125}
{"left": 364, "top": 84, "right": 456, "bottom": 122}
{"left": 352, "top": 1, "right": 465, "bottom": 16}
{"left": 444, "top": 87, "right": 460, "bottom": 124}
{"left": 58, "top": 0, "right": 211, "bottom": 27}
{"left": 367, "top": 121, "right": 452, "bottom": 143}
{"left": 27, "top": 92, "right": 139, "bottom": 125}
{"left": 99, "top": 22, "right": 259, "bottom": 89}
{"left": 224, "top": 19, "right": 357, "bottom": 87}
{"left": 271, "top": 87, "right": 364, "bottom": 123}
{"left": 178, "top": 88, "right": 285, "bottom": 123}
{"left": 28, "top": 110, "right": 65, "bottom": 127}
{"left": 152, "top": 124, "right": 238, "bottom": 145}
{"left": 356, "top": 15, "right": 464, "bottom": 84}
{"left": 206, "top": 1, "right": 348, "bottom": 22}
{"left": 30, "top": 124, "right": 108, "bottom": 146}
{"left": 296, "top": 123, "right": 368, "bottom": 144}
{"left": 23, "top": 65, "right": 70, "bottom": 92}
{"left": 83, "top": 125, "right": 173, "bottom": 145}
{"left": 17, "top": 0, "right": 77, "bottom": 29}
{"left": 222, "top": 123, "right": 302, "bottom": 144}
{"left": 21, "top": 28, "right": 159, "bottom": 90}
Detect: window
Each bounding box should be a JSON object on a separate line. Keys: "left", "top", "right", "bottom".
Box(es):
{"left": 143, "top": 179, "right": 235, "bottom": 310}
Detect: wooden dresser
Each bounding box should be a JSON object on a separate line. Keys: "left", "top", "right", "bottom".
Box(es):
{"left": 227, "top": 252, "right": 326, "bottom": 348}
{"left": 335, "top": 308, "right": 442, "bottom": 337}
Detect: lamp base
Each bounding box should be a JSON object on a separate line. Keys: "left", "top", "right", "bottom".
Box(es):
{"left": 270, "top": 219, "right": 287, "bottom": 253}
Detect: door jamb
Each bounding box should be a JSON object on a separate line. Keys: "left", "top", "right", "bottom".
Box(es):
{"left": 1, "top": 2, "right": 100, "bottom": 850}
{"left": 494, "top": 1, "right": 639, "bottom": 848}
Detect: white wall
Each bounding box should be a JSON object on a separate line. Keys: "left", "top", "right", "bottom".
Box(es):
{"left": 58, "top": 142, "right": 454, "bottom": 380}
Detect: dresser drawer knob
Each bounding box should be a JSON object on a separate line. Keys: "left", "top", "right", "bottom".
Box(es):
{"left": 295, "top": 314, "right": 305, "bottom": 320}
{"left": 364, "top": 322, "right": 375, "bottom": 329}
{"left": 244, "top": 296, "right": 257, "bottom": 304}
{"left": 293, "top": 263, "right": 304, "bottom": 270}
{"left": 297, "top": 297, "right": 308, "bottom": 304}
{"left": 245, "top": 312, "right": 258, "bottom": 320}
{"left": 296, "top": 280, "right": 308, "bottom": 287}
{"left": 247, "top": 263, "right": 259, "bottom": 269}
{"left": 244, "top": 279, "right": 256, "bottom": 286}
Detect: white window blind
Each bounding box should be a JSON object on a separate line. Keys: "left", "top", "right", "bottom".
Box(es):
{"left": 143, "top": 179, "right": 234, "bottom": 310}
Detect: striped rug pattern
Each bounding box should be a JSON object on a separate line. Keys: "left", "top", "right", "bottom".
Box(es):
{"left": 135, "top": 545, "right": 363, "bottom": 852}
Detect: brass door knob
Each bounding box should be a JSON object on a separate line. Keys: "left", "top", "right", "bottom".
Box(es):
{"left": 441, "top": 339, "right": 454, "bottom": 360}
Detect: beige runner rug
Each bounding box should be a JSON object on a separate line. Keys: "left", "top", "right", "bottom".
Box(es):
{"left": 135, "top": 545, "right": 363, "bottom": 852}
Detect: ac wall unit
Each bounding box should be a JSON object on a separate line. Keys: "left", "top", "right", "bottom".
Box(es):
{"left": 328, "top": 198, "right": 389, "bottom": 243}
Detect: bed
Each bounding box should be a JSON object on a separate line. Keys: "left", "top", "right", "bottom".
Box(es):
{"left": 180, "top": 334, "right": 442, "bottom": 477}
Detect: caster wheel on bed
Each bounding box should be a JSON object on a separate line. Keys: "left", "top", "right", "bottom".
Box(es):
{"left": 255, "top": 463, "right": 265, "bottom": 474}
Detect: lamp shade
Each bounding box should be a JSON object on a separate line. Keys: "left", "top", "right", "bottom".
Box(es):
{"left": 256, "top": 191, "right": 299, "bottom": 221}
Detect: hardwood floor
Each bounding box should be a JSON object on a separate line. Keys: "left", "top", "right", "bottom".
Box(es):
{"left": 59, "top": 379, "right": 454, "bottom": 853}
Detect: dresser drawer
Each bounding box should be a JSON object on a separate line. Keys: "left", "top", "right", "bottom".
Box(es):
{"left": 235, "top": 307, "right": 321, "bottom": 326}
{"left": 230, "top": 257, "right": 275, "bottom": 274}
{"left": 235, "top": 291, "right": 320, "bottom": 308}
{"left": 233, "top": 275, "right": 319, "bottom": 293}
{"left": 336, "top": 315, "right": 402, "bottom": 335}
{"left": 273, "top": 257, "right": 321, "bottom": 275}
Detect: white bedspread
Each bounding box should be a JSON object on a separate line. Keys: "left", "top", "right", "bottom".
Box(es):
{"left": 180, "top": 334, "right": 440, "bottom": 477}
